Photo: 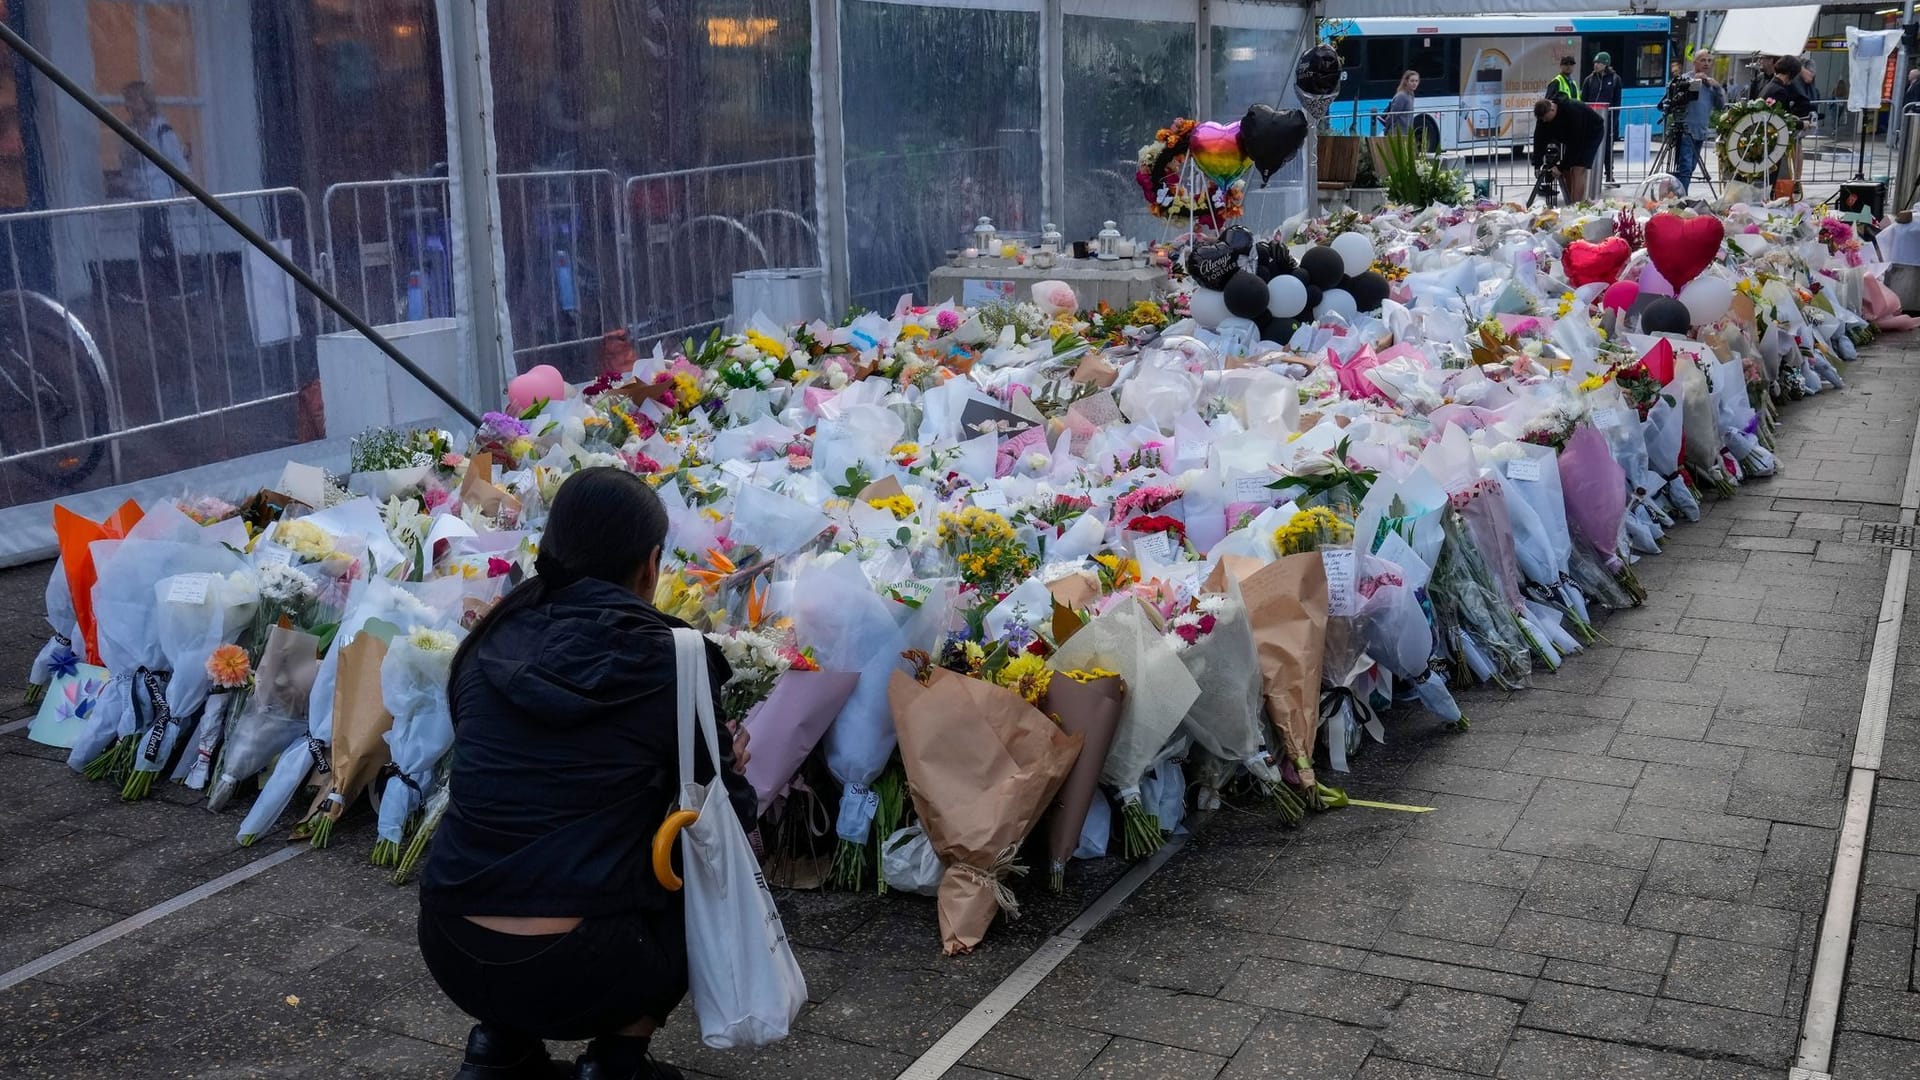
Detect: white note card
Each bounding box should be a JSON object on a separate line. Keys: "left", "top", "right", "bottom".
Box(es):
{"left": 166, "top": 574, "right": 210, "bottom": 605}
{"left": 1323, "top": 548, "right": 1358, "bottom": 617}
{"left": 1507, "top": 457, "right": 1542, "bottom": 482}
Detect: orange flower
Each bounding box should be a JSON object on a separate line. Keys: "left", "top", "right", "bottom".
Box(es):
{"left": 205, "top": 644, "right": 252, "bottom": 689}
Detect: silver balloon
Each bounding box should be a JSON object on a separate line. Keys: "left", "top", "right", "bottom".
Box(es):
{"left": 1638, "top": 173, "right": 1683, "bottom": 203}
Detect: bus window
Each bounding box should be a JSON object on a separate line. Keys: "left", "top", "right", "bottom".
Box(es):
{"left": 1635, "top": 41, "right": 1665, "bottom": 85}
{"left": 1409, "top": 37, "right": 1449, "bottom": 83}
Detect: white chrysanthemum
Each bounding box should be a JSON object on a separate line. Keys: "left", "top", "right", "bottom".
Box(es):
{"left": 407, "top": 626, "right": 459, "bottom": 653}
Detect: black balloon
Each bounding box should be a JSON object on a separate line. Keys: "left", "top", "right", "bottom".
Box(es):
{"left": 1641, "top": 296, "right": 1692, "bottom": 334}
{"left": 1185, "top": 240, "right": 1238, "bottom": 291}
{"left": 1345, "top": 271, "right": 1391, "bottom": 313}
{"left": 1625, "top": 293, "right": 1658, "bottom": 327}
{"left": 1303, "top": 285, "right": 1324, "bottom": 314}
{"left": 1301, "top": 245, "right": 1346, "bottom": 289}
{"left": 1222, "top": 270, "right": 1271, "bottom": 321}
{"left": 1295, "top": 44, "right": 1343, "bottom": 97}
{"left": 1239, "top": 104, "right": 1310, "bottom": 185}
{"left": 1223, "top": 225, "right": 1255, "bottom": 255}
{"left": 1255, "top": 240, "right": 1296, "bottom": 281}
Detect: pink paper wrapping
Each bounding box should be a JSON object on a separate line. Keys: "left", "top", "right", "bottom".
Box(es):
{"left": 1558, "top": 425, "right": 1629, "bottom": 570}
{"left": 742, "top": 669, "right": 862, "bottom": 815}
{"left": 1326, "top": 345, "right": 1391, "bottom": 402}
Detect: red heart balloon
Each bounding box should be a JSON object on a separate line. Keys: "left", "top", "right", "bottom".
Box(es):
{"left": 1644, "top": 213, "right": 1724, "bottom": 291}
{"left": 1562, "top": 237, "right": 1630, "bottom": 288}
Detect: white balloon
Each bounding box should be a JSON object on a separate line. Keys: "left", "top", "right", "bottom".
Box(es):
{"left": 1317, "top": 288, "right": 1358, "bottom": 322}
{"left": 1678, "top": 276, "right": 1733, "bottom": 325}
{"left": 1266, "top": 274, "right": 1308, "bottom": 318}
{"left": 1189, "top": 287, "right": 1230, "bottom": 330}
{"left": 1330, "top": 231, "right": 1376, "bottom": 277}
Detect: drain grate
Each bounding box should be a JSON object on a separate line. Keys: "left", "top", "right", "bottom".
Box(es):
{"left": 1858, "top": 523, "right": 1920, "bottom": 549}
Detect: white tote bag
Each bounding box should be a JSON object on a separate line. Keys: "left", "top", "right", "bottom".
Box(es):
{"left": 670, "top": 628, "right": 808, "bottom": 1049}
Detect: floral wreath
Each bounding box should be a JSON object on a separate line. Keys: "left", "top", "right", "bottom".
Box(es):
{"left": 1135, "top": 118, "right": 1245, "bottom": 227}
{"left": 1712, "top": 99, "right": 1797, "bottom": 181}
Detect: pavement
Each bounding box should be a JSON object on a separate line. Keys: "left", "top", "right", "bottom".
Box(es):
{"left": 4, "top": 334, "right": 1920, "bottom": 1079}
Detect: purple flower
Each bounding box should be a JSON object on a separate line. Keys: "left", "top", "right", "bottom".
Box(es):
{"left": 480, "top": 412, "right": 531, "bottom": 437}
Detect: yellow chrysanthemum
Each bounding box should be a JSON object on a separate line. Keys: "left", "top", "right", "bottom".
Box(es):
{"left": 996, "top": 652, "right": 1053, "bottom": 706}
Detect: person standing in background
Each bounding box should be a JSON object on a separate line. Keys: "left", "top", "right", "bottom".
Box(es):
{"left": 1904, "top": 67, "right": 1920, "bottom": 113}
{"left": 1383, "top": 70, "right": 1420, "bottom": 135}
{"left": 1765, "top": 55, "right": 1814, "bottom": 190}
{"left": 1673, "top": 49, "right": 1726, "bottom": 195}
{"left": 1582, "top": 52, "right": 1622, "bottom": 184}
{"left": 1548, "top": 55, "right": 1582, "bottom": 103}
{"left": 118, "top": 81, "right": 189, "bottom": 293}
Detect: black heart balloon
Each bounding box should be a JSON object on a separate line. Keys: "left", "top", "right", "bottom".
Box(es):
{"left": 1223, "top": 225, "right": 1255, "bottom": 255}
{"left": 1300, "top": 245, "right": 1346, "bottom": 289}
{"left": 1222, "top": 270, "right": 1271, "bottom": 321}
{"left": 1185, "top": 240, "right": 1238, "bottom": 291}
{"left": 1239, "top": 105, "right": 1310, "bottom": 185}
{"left": 1255, "top": 240, "right": 1295, "bottom": 281}
{"left": 1295, "top": 44, "right": 1343, "bottom": 98}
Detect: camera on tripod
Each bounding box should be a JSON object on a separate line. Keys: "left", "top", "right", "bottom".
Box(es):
{"left": 1529, "top": 143, "right": 1563, "bottom": 206}
{"left": 1659, "top": 74, "right": 1698, "bottom": 115}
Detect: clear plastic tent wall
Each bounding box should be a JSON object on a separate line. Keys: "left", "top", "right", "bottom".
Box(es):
{"left": 0, "top": 0, "right": 1310, "bottom": 562}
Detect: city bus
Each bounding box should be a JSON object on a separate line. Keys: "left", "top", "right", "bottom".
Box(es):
{"left": 1322, "top": 14, "right": 1673, "bottom": 151}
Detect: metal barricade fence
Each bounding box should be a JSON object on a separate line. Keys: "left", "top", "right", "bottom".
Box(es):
{"left": 845, "top": 143, "right": 1028, "bottom": 313}
{"left": 497, "top": 168, "right": 629, "bottom": 374}
{"left": 623, "top": 155, "right": 818, "bottom": 349}
{"left": 0, "top": 188, "right": 319, "bottom": 506}
{"left": 320, "top": 176, "right": 453, "bottom": 330}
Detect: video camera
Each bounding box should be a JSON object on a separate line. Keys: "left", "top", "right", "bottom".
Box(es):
{"left": 1659, "top": 74, "right": 1699, "bottom": 114}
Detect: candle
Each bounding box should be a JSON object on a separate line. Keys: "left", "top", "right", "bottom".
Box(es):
{"left": 1115, "top": 239, "right": 1137, "bottom": 259}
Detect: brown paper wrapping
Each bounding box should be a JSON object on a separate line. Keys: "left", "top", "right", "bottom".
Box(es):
{"left": 460, "top": 453, "right": 522, "bottom": 519}
{"left": 1214, "top": 554, "right": 1328, "bottom": 788}
{"left": 304, "top": 634, "right": 394, "bottom": 823}
{"left": 1041, "top": 675, "right": 1125, "bottom": 873}
{"left": 856, "top": 475, "right": 906, "bottom": 502}
{"left": 890, "top": 670, "right": 1082, "bottom": 954}
{"left": 1072, "top": 353, "right": 1119, "bottom": 388}
{"left": 1046, "top": 570, "right": 1103, "bottom": 613}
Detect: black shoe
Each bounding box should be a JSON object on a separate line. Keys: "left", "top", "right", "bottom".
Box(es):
{"left": 574, "top": 1052, "right": 685, "bottom": 1080}
{"left": 455, "top": 1024, "right": 568, "bottom": 1080}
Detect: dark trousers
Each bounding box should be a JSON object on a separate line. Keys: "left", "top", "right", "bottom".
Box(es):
{"left": 419, "top": 907, "right": 690, "bottom": 1042}
{"left": 138, "top": 206, "right": 177, "bottom": 292}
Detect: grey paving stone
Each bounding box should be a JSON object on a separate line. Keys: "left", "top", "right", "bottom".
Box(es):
{"left": 1641, "top": 999, "right": 1796, "bottom": 1067}
{"left": 1216, "top": 1012, "right": 1377, "bottom": 1080}
{"left": 1846, "top": 921, "right": 1916, "bottom": 991}
{"left": 1076, "top": 1036, "right": 1227, "bottom": 1079}
{"left": 1219, "top": 957, "right": 1408, "bottom": 1028}
{"left": 1354, "top": 1056, "right": 1488, "bottom": 1080}
{"left": 1838, "top": 984, "right": 1920, "bottom": 1042}
{"left": 1607, "top": 734, "right": 1745, "bottom": 772}
{"left": 1675, "top": 617, "right": 1788, "bottom": 644}
{"left": 961, "top": 1015, "right": 1112, "bottom": 1080}
{"left": 1494, "top": 1028, "right": 1704, "bottom": 1080}
{"left": 1695, "top": 1063, "right": 1781, "bottom": 1080}
{"left": 1405, "top": 795, "right": 1523, "bottom": 850}
{"left": 1614, "top": 805, "right": 1770, "bottom": 850}
{"left": 1398, "top": 764, "right": 1540, "bottom": 805}
{"left": 1612, "top": 649, "right": 1699, "bottom": 683}
{"left": 1501, "top": 819, "right": 1660, "bottom": 871}
{"left": 1505, "top": 748, "right": 1642, "bottom": 788}
{"left": 1868, "top": 803, "right": 1920, "bottom": 856}
{"left": 1381, "top": 840, "right": 1542, "bottom": 890}
{"left": 1618, "top": 701, "right": 1714, "bottom": 740}
{"left": 1626, "top": 892, "right": 1800, "bottom": 951}
{"left": 1627, "top": 763, "right": 1734, "bottom": 813}
{"left": 1518, "top": 859, "right": 1643, "bottom": 923}
{"left": 1388, "top": 883, "right": 1521, "bottom": 947}
{"left": 1857, "top": 884, "right": 1920, "bottom": 928}
{"left": 1762, "top": 822, "right": 1839, "bottom": 875}
{"left": 1747, "top": 869, "right": 1829, "bottom": 914}
{"left": 1517, "top": 981, "right": 1655, "bottom": 1042}
{"left": 1660, "top": 936, "right": 1793, "bottom": 1015}
{"left": 1250, "top": 934, "right": 1372, "bottom": 971}
{"left": 1645, "top": 840, "right": 1762, "bottom": 901}
{"left": 1519, "top": 780, "right": 1630, "bottom": 829}
{"left": 1831, "top": 1029, "right": 1920, "bottom": 1080}
{"left": 1376, "top": 985, "right": 1519, "bottom": 1075}
{"left": 1496, "top": 911, "right": 1675, "bottom": 974}
{"left": 1537, "top": 958, "right": 1664, "bottom": 996}
{"left": 1358, "top": 954, "right": 1536, "bottom": 1002}
{"left": 1515, "top": 723, "right": 1617, "bottom": 757}
{"left": 1368, "top": 931, "right": 1546, "bottom": 978}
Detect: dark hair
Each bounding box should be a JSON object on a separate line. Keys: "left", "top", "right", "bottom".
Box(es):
{"left": 1534, "top": 99, "right": 1555, "bottom": 120}
{"left": 1773, "top": 55, "right": 1801, "bottom": 79}
{"left": 450, "top": 466, "right": 669, "bottom": 682}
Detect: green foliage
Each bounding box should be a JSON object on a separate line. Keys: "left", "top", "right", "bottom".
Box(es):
{"left": 1376, "top": 129, "right": 1469, "bottom": 209}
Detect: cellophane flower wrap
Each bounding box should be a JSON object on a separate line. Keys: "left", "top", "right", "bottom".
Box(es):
{"left": 207, "top": 623, "right": 322, "bottom": 812}
{"left": 1047, "top": 595, "right": 1199, "bottom": 856}
{"left": 127, "top": 564, "right": 257, "bottom": 798}
{"left": 1215, "top": 552, "right": 1329, "bottom": 792}
{"left": 1176, "top": 569, "right": 1297, "bottom": 817}
{"left": 25, "top": 556, "right": 79, "bottom": 705}
{"left": 372, "top": 624, "right": 463, "bottom": 865}
{"left": 888, "top": 668, "right": 1080, "bottom": 955}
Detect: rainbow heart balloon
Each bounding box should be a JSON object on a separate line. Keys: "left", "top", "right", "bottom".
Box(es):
{"left": 1190, "top": 120, "right": 1250, "bottom": 188}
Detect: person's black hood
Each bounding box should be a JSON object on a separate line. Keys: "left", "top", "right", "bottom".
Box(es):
{"left": 473, "top": 578, "right": 689, "bottom": 725}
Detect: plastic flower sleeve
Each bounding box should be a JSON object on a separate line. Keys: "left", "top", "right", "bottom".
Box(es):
{"left": 206, "top": 624, "right": 322, "bottom": 812}
{"left": 1049, "top": 596, "right": 1199, "bottom": 793}
{"left": 27, "top": 557, "right": 79, "bottom": 699}
{"left": 796, "top": 556, "right": 910, "bottom": 848}
{"left": 375, "top": 627, "right": 462, "bottom": 851}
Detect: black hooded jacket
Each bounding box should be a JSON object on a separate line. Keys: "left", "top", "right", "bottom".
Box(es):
{"left": 420, "top": 578, "right": 757, "bottom": 918}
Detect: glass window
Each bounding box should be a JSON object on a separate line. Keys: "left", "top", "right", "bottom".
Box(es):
{"left": 1063, "top": 6, "right": 1196, "bottom": 242}
{"left": 1636, "top": 41, "right": 1665, "bottom": 84}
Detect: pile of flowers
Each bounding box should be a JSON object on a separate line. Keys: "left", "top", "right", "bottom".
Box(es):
{"left": 19, "top": 187, "right": 1906, "bottom": 955}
